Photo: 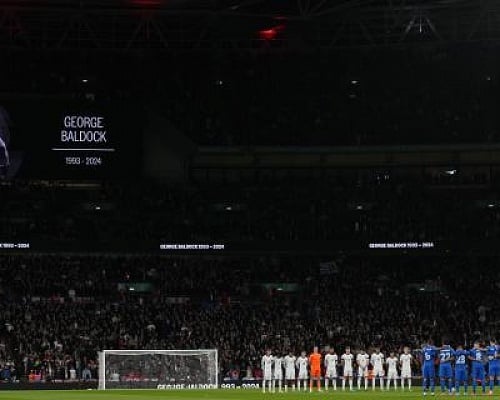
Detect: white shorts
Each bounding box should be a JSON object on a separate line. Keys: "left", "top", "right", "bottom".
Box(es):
{"left": 358, "top": 366, "right": 368, "bottom": 377}
{"left": 373, "top": 367, "right": 384, "bottom": 377}
{"left": 387, "top": 370, "right": 398, "bottom": 379}
{"left": 401, "top": 369, "right": 412, "bottom": 378}
{"left": 285, "top": 369, "right": 295, "bottom": 380}
{"left": 274, "top": 372, "right": 283, "bottom": 380}
{"left": 297, "top": 370, "right": 308, "bottom": 380}
{"left": 325, "top": 368, "right": 337, "bottom": 378}
{"left": 343, "top": 367, "right": 353, "bottom": 377}
{"left": 264, "top": 372, "right": 273, "bottom": 381}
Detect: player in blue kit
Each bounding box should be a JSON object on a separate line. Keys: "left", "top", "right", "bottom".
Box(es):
{"left": 438, "top": 341, "right": 454, "bottom": 394}
{"left": 487, "top": 339, "right": 500, "bottom": 395}
{"left": 421, "top": 341, "right": 437, "bottom": 396}
{"left": 469, "top": 341, "right": 486, "bottom": 395}
{"left": 454, "top": 344, "right": 469, "bottom": 395}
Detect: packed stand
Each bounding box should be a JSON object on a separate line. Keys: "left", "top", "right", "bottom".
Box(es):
{"left": 0, "top": 254, "right": 499, "bottom": 382}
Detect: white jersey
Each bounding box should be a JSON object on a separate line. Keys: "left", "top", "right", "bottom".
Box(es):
{"left": 357, "top": 353, "right": 370, "bottom": 376}
{"left": 357, "top": 353, "right": 369, "bottom": 368}
{"left": 262, "top": 355, "right": 274, "bottom": 380}
{"left": 284, "top": 355, "right": 296, "bottom": 380}
{"left": 325, "top": 353, "right": 338, "bottom": 378}
{"left": 387, "top": 357, "right": 398, "bottom": 373}
{"left": 341, "top": 353, "right": 354, "bottom": 376}
{"left": 274, "top": 357, "right": 283, "bottom": 379}
{"left": 371, "top": 353, "right": 385, "bottom": 376}
{"left": 400, "top": 353, "right": 412, "bottom": 377}
{"left": 296, "top": 356, "right": 308, "bottom": 379}
{"left": 387, "top": 356, "right": 398, "bottom": 379}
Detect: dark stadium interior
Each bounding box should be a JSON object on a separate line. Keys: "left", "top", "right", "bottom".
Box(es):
{"left": 2, "top": 48, "right": 499, "bottom": 146}
{"left": 1, "top": 0, "right": 500, "bottom": 395}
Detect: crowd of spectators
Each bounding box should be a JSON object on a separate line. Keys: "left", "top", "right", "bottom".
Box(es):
{"left": 0, "top": 253, "right": 499, "bottom": 382}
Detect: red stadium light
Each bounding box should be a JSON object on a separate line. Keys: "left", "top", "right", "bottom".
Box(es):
{"left": 258, "top": 24, "right": 285, "bottom": 41}
{"left": 259, "top": 28, "right": 278, "bottom": 40}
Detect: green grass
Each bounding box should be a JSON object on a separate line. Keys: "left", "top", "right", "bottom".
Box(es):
{"left": 0, "top": 389, "right": 500, "bottom": 400}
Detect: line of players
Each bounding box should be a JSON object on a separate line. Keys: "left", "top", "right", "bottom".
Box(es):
{"left": 261, "top": 339, "right": 500, "bottom": 396}
{"left": 260, "top": 346, "right": 414, "bottom": 393}
{"left": 421, "top": 339, "right": 500, "bottom": 396}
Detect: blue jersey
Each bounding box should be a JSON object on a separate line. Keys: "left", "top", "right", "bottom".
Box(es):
{"left": 469, "top": 348, "right": 485, "bottom": 366}
{"left": 487, "top": 345, "right": 500, "bottom": 366}
{"left": 470, "top": 348, "right": 486, "bottom": 381}
{"left": 439, "top": 346, "right": 454, "bottom": 364}
{"left": 487, "top": 345, "right": 500, "bottom": 377}
{"left": 454, "top": 349, "right": 468, "bottom": 370}
{"left": 423, "top": 346, "right": 437, "bottom": 366}
{"left": 422, "top": 345, "right": 437, "bottom": 380}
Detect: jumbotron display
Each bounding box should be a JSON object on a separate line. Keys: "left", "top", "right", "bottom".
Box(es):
{"left": 1, "top": 96, "right": 142, "bottom": 179}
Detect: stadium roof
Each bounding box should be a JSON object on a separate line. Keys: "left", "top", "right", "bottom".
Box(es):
{"left": 0, "top": 0, "right": 497, "bottom": 51}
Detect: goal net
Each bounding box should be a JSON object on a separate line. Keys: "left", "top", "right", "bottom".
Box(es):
{"left": 98, "top": 349, "right": 218, "bottom": 390}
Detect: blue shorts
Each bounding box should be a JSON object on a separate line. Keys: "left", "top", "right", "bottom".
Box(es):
{"left": 489, "top": 364, "right": 500, "bottom": 377}
{"left": 455, "top": 368, "right": 468, "bottom": 382}
{"left": 439, "top": 364, "right": 453, "bottom": 378}
{"left": 422, "top": 365, "right": 435, "bottom": 379}
{"left": 471, "top": 364, "right": 485, "bottom": 380}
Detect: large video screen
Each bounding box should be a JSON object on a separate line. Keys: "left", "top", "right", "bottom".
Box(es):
{"left": 1, "top": 96, "right": 143, "bottom": 179}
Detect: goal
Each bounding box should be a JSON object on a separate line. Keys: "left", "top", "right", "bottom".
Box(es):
{"left": 98, "top": 349, "right": 218, "bottom": 390}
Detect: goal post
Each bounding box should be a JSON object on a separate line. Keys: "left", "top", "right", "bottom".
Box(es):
{"left": 98, "top": 349, "right": 218, "bottom": 390}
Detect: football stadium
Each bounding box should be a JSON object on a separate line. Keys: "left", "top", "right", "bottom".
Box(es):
{"left": 1, "top": 0, "right": 500, "bottom": 398}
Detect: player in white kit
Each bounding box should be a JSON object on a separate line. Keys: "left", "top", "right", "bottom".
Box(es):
{"left": 399, "top": 347, "right": 413, "bottom": 391}
{"left": 370, "top": 348, "right": 385, "bottom": 391}
{"left": 341, "top": 347, "right": 354, "bottom": 391}
{"left": 261, "top": 349, "right": 274, "bottom": 393}
{"left": 356, "top": 349, "right": 370, "bottom": 390}
{"left": 324, "top": 348, "right": 338, "bottom": 391}
{"left": 273, "top": 354, "right": 284, "bottom": 393}
{"left": 296, "top": 351, "right": 308, "bottom": 392}
{"left": 386, "top": 352, "right": 399, "bottom": 390}
{"left": 283, "top": 351, "right": 296, "bottom": 392}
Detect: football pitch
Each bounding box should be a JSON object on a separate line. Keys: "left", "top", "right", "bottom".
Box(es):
{"left": 0, "top": 390, "right": 499, "bottom": 400}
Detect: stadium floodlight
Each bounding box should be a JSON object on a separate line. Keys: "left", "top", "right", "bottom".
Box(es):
{"left": 98, "top": 349, "right": 218, "bottom": 390}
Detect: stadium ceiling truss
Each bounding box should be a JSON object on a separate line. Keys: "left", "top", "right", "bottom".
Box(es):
{"left": 0, "top": 0, "right": 499, "bottom": 52}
